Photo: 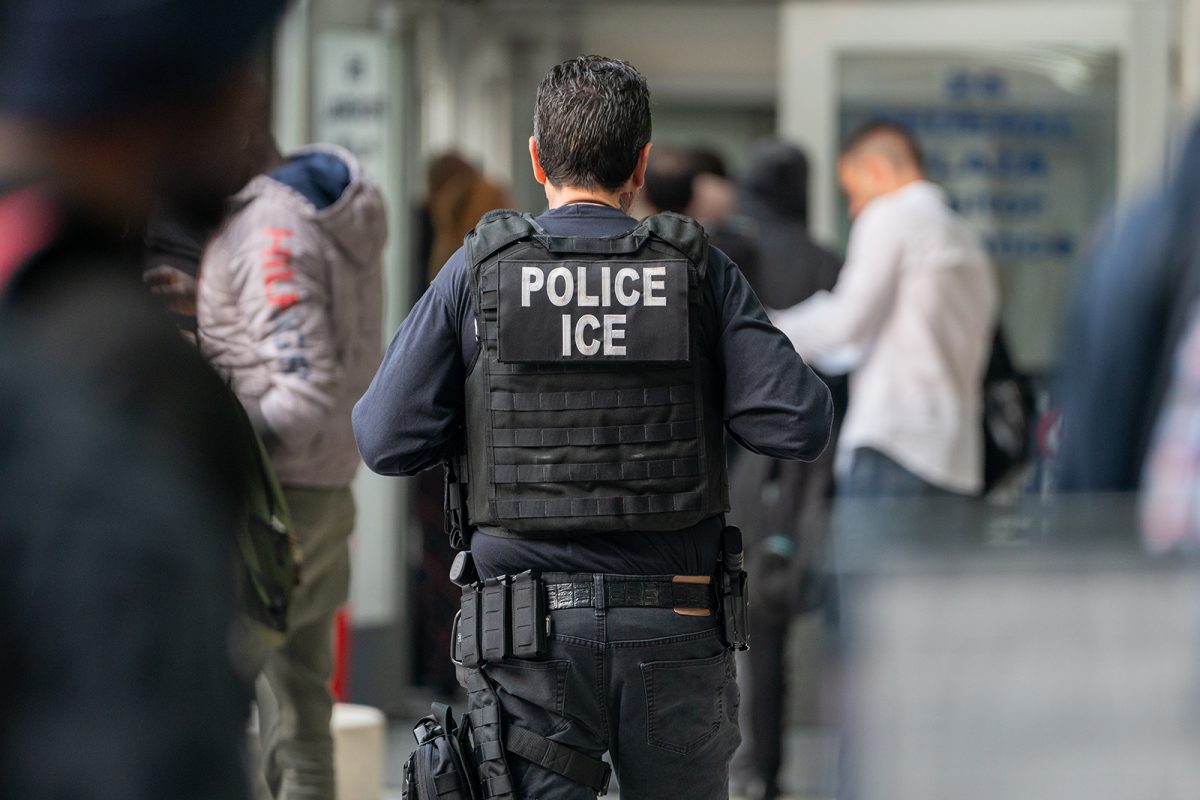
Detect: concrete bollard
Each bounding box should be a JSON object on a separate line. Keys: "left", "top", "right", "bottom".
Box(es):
{"left": 333, "top": 703, "right": 387, "bottom": 800}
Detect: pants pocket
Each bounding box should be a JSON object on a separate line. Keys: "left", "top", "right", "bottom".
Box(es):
{"left": 485, "top": 658, "right": 571, "bottom": 716}
{"left": 641, "top": 650, "right": 730, "bottom": 755}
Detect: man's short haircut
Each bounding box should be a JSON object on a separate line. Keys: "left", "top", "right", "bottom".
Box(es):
{"left": 687, "top": 147, "right": 728, "bottom": 179}
{"left": 841, "top": 119, "right": 925, "bottom": 172}
{"left": 533, "top": 55, "right": 652, "bottom": 191}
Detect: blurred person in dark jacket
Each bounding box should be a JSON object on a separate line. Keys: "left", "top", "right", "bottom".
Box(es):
{"left": 143, "top": 209, "right": 208, "bottom": 341}
{"left": 728, "top": 139, "right": 845, "bottom": 800}
{"left": 738, "top": 140, "right": 842, "bottom": 311}
{"left": 0, "top": 0, "right": 287, "bottom": 797}
{"left": 643, "top": 145, "right": 761, "bottom": 286}
{"left": 687, "top": 146, "right": 761, "bottom": 282}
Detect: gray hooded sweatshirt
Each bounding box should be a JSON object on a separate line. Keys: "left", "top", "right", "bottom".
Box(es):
{"left": 199, "top": 144, "right": 386, "bottom": 488}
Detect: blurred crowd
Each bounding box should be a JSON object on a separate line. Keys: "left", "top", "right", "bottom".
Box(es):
{"left": 4, "top": 1, "right": 1200, "bottom": 799}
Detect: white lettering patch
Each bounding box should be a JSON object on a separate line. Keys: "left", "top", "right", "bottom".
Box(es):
{"left": 499, "top": 258, "right": 689, "bottom": 362}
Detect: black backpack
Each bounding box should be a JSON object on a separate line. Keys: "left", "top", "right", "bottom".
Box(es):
{"left": 403, "top": 704, "right": 481, "bottom": 800}
{"left": 982, "top": 328, "right": 1035, "bottom": 492}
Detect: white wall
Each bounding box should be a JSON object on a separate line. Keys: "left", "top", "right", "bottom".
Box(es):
{"left": 579, "top": 4, "right": 779, "bottom": 104}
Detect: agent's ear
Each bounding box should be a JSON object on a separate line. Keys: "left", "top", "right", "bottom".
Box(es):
{"left": 629, "top": 141, "right": 653, "bottom": 190}
{"left": 529, "top": 136, "right": 548, "bottom": 186}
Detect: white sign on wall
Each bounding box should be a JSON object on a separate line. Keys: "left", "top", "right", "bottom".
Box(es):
{"left": 315, "top": 30, "right": 392, "bottom": 188}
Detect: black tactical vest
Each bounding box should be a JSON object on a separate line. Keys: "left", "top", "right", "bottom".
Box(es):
{"left": 462, "top": 210, "right": 729, "bottom": 538}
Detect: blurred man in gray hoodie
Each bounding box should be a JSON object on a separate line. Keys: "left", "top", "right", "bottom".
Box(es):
{"left": 198, "top": 128, "right": 387, "bottom": 800}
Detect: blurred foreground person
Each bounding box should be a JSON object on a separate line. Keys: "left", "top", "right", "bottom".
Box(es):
{"left": 356, "top": 55, "right": 832, "bottom": 799}
{"left": 1059, "top": 124, "right": 1200, "bottom": 493}
{"left": 729, "top": 139, "right": 845, "bottom": 800}
{"left": 198, "top": 123, "right": 386, "bottom": 799}
{"left": 1109, "top": 125, "right": 1200, "bottom": 542}
{"left": 1141, "top": 311, "right": 1200, "bottom": 552}
{"left": 773, "top": 121, "right": 997, "bottom": 498}
{"left": 0, "top": 0, "right": 285, "bottom": 797}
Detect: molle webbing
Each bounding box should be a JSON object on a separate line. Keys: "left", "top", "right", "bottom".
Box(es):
{"left": 495, "top": 491, "right": 705, "bottom": 521}
{"left": 491, "top": 420, "right": 699, "bottom": 448}
{"left": 492, "top": 457, "right": 703, "bottom": 485}
{"left": 489, "top": 385, "right": 692, "bottom": 412}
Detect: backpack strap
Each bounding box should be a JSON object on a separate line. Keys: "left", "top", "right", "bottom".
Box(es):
{"left": 0, "top": 186, "right": 60, "bottom": 297}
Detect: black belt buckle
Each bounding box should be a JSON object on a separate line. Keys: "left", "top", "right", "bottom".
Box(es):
{"left": 481, "top": 577, "right": 511, "bottom": 661}
{"left": 510, "top": 570, "right": 547, "bottom": 658}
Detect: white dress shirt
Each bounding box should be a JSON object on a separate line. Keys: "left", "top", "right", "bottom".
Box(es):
{"left": 773, "top": 180, "right": 997, "bottom": 493}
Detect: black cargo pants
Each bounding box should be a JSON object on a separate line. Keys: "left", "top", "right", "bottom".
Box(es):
{"left": 476, "top": 574, "right": 741, "bottom": 799}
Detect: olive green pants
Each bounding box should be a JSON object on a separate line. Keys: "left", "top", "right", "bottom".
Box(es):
{"left": 255, "top": 486, "right": 354, "bottom": 800}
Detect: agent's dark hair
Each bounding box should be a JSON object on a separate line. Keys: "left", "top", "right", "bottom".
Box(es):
{"left": 533, "top": 55, "right": 651, "bottom": 191}
{"left": 842, "top": 119, "right": 925, "bottom": 172}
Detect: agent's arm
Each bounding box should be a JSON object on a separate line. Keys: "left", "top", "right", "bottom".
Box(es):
{"left": 714, "top": 250, "right": 833, "bottom": 461}
{"left": 354, "top": 251, "right": 469, "bottom": 475}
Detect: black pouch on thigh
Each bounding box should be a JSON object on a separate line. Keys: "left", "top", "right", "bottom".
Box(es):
{"left": 466, "top": 668, "right": 518, "bottom": 799}
{"left": 403, "top": 703, "right": 482, "bottom": 800}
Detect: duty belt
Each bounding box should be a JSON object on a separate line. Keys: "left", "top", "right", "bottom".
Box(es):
{"left": 543, "top": 577, "right": 715, "bottom": 611}
{"left": 453, "top": 571, "right": 716, "bottom": 668}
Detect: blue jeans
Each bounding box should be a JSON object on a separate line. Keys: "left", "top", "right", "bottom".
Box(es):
{"left": 477, "top": 574, "right": 741, "bottom": 799}
{"left": 840, "top": 447, "right": 954, "bottom": 499}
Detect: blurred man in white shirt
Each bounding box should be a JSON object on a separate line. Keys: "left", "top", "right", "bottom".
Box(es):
{"left": 773, "top": 121, "right": 997, "bottom": 496}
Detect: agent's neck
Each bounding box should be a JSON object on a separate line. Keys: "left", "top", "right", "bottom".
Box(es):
{"left": 545, "top": 184, "right": 633, "bottom": 213}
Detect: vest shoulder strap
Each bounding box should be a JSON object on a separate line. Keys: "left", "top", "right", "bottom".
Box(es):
{"left": 465, "top": 208, "right": 710, "bottom": 277}
{"left": 641, "top": 211, "right": 710, "bottom": 278}
{"left": 465, "top": 209, "right": 544, "bottom": 271}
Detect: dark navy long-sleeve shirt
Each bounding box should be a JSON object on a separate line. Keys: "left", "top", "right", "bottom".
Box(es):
{"left": 354, "top": 203, "right": 832, "bottom": 577}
